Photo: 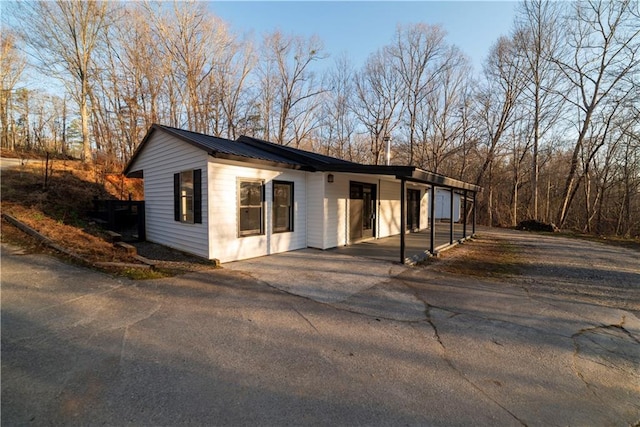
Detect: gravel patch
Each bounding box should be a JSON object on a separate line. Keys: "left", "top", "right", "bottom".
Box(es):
{"left": 503, "top": 229, "right": 640, "bottom": 316}
{"left": 131, "top": 241, "right": 219, "bottom": 272}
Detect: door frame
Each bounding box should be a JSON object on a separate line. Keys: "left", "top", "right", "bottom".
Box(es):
{"left": 349, "top": 181, "right": 377, "bottom": 243}
{"left": 407, "top": 188, "right": 420, "bottom": 232}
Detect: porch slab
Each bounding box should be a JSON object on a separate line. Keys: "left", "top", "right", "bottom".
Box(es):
{"left": 336, "top": 222, "right": 471, "bottom": 263}
{"left": 223, "top": 223, "right": 472, "bottom": 319}
{"left": 224, "top": 249, "right": 430, "bottom": 321}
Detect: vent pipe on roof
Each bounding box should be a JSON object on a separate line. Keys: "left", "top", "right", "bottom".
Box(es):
{"left": 384, "top": 135, "right": 391, "bottom": 166}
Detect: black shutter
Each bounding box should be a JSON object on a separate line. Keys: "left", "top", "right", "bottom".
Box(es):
{"left": 193, "top": 169, "right": 202, "bottom": 224}
{"left": 174, "top": 173, "right": 180, "bottom": 221}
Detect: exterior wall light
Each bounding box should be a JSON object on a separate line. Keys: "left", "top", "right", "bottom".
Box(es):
{"left": 327, "top": 174, "right": 334, "bottom": 183}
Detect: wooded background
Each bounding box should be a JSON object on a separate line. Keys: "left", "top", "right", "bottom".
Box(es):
{"left": 2, "top": 0, "right": 639, "bottom": 236}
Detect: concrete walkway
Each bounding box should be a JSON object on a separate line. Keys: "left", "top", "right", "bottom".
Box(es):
{"left": 2, "top": 228, "right": 639, "bottom": 426}
{"left": 225, "top": 249, "right": 422, "bottom": 321}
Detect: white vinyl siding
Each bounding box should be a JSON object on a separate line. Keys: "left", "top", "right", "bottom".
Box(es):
{"left": 321, "top": 174, "right": 433, "bottom": 246}
{"left": 319, "top": 173, "right": 415, "bottom": 247}
{"left": 306, "top": 173, "right": 325, "bottom": 249}
{"left": 378, "top": 179, "right": 401, "bottom": 238}
{"left": 208, "top": 159, "right": 307, "bottom": 263}
{"left": 322, "top": 172, "right": 349, "bottom": 248}
{"left": 127, "top": 132, "right": 209, "bottom": 257}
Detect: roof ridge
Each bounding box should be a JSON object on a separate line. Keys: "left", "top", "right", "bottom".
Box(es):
{"left": 237, "top": 136, "right": 322, "bottom": 169}
{"left": 237, "top": 135, "right": 358, "bottom": 167}
{"left": 155, "top": 124, "right": 236, "bottom": 144}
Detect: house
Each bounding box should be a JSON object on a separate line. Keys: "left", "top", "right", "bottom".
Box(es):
{"left": 435, "top": 188, "right": 462, "bottom": 222}
{"left": 124, "top": 125, "right": 481, "bottom": 263}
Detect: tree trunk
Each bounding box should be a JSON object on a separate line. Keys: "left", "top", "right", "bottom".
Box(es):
{"left": 532, "top": 83, "right": 540, "bottom": 219}
{"left": 556, "top": 106, "right": 594, "bottom": 227}
{"left": 81, "top": 88, "right": 91, "bottom": 163}
{"left": 512, "top": 178, "right": 519, "bottom": 227}
{"left": 583, "top": 170, "right": 591, "bottom": 233}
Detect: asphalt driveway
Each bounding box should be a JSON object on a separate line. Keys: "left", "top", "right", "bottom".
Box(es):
{"left": 2, "top": 228, "right": 639, "bottom": 425}
{"left": 0, "top": 156, "right": 26, "bottom": 170}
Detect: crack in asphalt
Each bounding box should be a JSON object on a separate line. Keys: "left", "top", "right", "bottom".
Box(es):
{"left": 242, "top": 265, "right": 529, "bottom": 424}
{"left": 230, "top": 257, "right": 637, "bottom": 426}
{"left": 518, "top": 278, "right": 640, "bottom": 391}
{"left": 424, "top": 305, "right": 528, "bottom": 426}
{"left": 29, "top": 284, "right": 126, "bottom": 315}
{"left": 570, "top": 336, "right": 602, "bottom": 399}
{"left": 399, "top": 278, "right": 529, "bottom": 427}
{"left": 571, "top": 316, "right": 640, "bottom": 395}
{"left": 573, "top": 316, "right": 640, "bottom": 345}
{"left": 290, "top": 304, "right": 321, "bottom": 334}
{"left": 236, "top": 269, "right": 420, "bottom": 322}
{"left": 401, "top": 270, "right": 639, "bottom": 424}
{"left": 400, "top": 279, "right": 574, "bottom": 340}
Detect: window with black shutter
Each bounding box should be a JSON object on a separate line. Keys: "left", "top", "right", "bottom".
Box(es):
{"left": 174, "top": 169, "right": 202, "bottom": 224}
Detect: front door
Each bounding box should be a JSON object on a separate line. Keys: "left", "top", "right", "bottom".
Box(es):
{"left": 407, "top": 189, "right": 420, "bottom": 231}
{"left": 349, "top": 182, "right": 376, "bottom": 242}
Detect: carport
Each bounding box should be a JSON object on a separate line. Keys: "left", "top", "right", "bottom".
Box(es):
{"left": 322, "top": 164, "right": 482, "bottom": 264}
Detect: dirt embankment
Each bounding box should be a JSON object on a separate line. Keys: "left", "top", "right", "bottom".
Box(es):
{"left": 1, "top": 157, "right": 220, "bottom": 277}
{"left": 1, "top": 159, "right": 145, "bottom": 268}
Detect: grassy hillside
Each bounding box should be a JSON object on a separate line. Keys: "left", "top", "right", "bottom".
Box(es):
{"left": 1, "top": 155, "right": 144, "bottom": 265}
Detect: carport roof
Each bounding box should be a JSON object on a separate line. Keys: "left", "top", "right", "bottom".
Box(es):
{"left": 124, "top": 124, "right": 481, "bottom": 193}
{"left": 322, "top": 164, "right": 481, "bottom": 192}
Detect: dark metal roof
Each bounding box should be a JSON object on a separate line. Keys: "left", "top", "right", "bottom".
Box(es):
{"left": 237, "top": 135, "right": 357, "bottom": 167}
{"left": 124, "top": 124, "right": 481, "bottom": 193}
{"left": 152, "top": 126, "right": 302, "bottom": 167}
{"left": 321, "top": 164, "right": 482, "bottom": 192}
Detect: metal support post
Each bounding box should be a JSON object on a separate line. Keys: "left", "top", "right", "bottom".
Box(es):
{"left": 449, "top": 188, "right": 454, "bottom": 244}
{"left": 472, "top": 192, "right": 477, "bottom": 234}
{"left": 430, "top": 185, "right": 436, "bottom": 254}
{"left": 463, "top": 190, "right": 468, "bottom": 239}
{"left": 400, "top": 179, "right": 406, "bottom": 264}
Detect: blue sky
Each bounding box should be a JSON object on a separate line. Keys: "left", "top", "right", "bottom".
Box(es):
{"left": 210, "top": 1, "right": 519, "bottom": 75}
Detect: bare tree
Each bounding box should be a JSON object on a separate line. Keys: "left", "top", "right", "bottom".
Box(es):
{"left": 112, "top": 5, "right": 167, "bottom": 135}
{"left": 215, "top": 36, "right": 255, "bottom": 140}
{"left": 513, "top": 0, "right": 564, "bottom": 220}
{"left": 317, "top": 54, "right": 357, "bottom": 159}
{"left": 474, "top": 35, "right": 527, "bottom": 186}
{"left": 390, "top": 23, "right": 450, "bottom": 165}
{"left": 258, "top": 31, "right": 326, "bottom": 146}
{"left": 419, "top": 46, "right": 471, "bottom": 175}
{"left": 353, "top": 48, "right": 402, "bottom": 165}
{"left": 507, "top": 113, "right": 534, "bottom": 226}
{"left": 473, "top": 35, "right": 527, "bottom": 225}
{"left": 12, "top": 1, "right": 111, "bottom": 163}
{"left": 617, "top": 123, "right": 640, "bottom": 236}
{"left": 0, "top": 31, "right": 25, "bottom": 150}
{"left": 455, "top": 83, "right": 478, "bottom": 182}
{"left": 146, "top": 0, "right": 225, "bottom": 133}
{"left": 553, "top": 0, "right": 640, "bottom": 228}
